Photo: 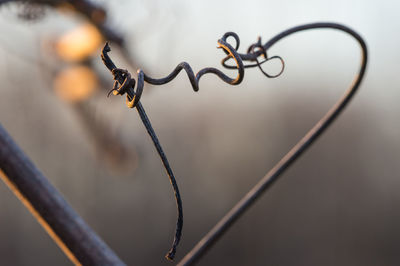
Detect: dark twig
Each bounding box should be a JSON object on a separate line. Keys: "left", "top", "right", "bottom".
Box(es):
{"left": 100, "top": 27, "right": 284, "bottom": 260}
{"left": 0, "top": 123, "right": 126, "bottom": 266}
{"left": 101, "top": 47, "right": 183, "bottom": 260}
{"left": 178, "top": 22, "right": 368, "bottom": 265}
{"left": 101, "top": 22, "right": 366, "bottom": 263}
{"left": 101, "top": 31, "right": 282, "bottom": 110}
{"left": 136, "top": 102, "right": 183, "bottom": 261}
{"left": 103, "top": 22, "right": 367, "bottom": 264}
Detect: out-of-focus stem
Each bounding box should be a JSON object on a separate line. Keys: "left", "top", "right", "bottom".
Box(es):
{"left": 0, "top": 123, "right": 126, "bottom": 266}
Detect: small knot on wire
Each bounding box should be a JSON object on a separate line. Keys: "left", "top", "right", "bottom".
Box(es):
{"left": 221, "top": 36, "right": 285, "bottom": 78}
{"left": 247, "top": 36, "right": 267, "bottom": 58}
{"left": 107, "top": 68, "right": 136, "bottom": 97}
{"left": 247, "top": 36, "right": 285, "bottom": 78}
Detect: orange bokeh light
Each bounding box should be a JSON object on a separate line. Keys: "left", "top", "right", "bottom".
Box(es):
{"left": 56, "top": 23, "right": 103, "bottom": 62}
{"left": 54, "top": 65, "right": 98, "bottom": 102}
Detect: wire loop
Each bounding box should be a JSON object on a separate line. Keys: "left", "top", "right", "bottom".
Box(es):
{"left": 222, "top": 36, "right": 285, "bottom": 78}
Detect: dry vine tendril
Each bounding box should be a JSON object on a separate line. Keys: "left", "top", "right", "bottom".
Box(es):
{"left": 101, "top": 30, "right": 283, "bottom": 261}
{"left": 101, "top": 22, "right": 367, "bottom": 263}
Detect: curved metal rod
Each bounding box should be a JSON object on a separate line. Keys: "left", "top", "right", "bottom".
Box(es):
{"left": 177, "top": 22, "right": 368, "bottom": 265}
{"left": 101, "top": 22, "right": 367, "bottom": 263}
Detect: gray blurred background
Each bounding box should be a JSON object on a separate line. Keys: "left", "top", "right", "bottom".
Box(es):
{"left": 1, "top": 0, "right": 400, "bottom": 265}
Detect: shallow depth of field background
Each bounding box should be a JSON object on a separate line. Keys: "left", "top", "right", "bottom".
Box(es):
{"left": 1, "top": 0, "right": 400, "bottom": 265}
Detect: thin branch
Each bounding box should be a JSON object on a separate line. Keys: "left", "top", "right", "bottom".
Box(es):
{"left": 0, "top": 123, "right": 126, "bottom": 266}
{"left": 101, "top": 50, "right": 183, "bottom": 261}
{"left": 177, "top": 22, "right": 368, "bottom": 265}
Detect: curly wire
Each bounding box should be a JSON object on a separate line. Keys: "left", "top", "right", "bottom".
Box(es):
{"left": 101, "top": 22, "right": 367, "bottom": 263}
{"left": 177, "top": 22, "right": 368, "bottom": 265}
{"left": 221, "top": 35, "right": 285, "bottom": 78}
{"left": 142, "top": 36, "right": 244, "bottom": 92}
{"left": 100, "top": 33, "right": 250, "bottom": 260}
{"left": 101, "top": 34, "right": 249, "bottom": 259}
{"left": 102, "top": 37, "right": 245, "bottom": 109}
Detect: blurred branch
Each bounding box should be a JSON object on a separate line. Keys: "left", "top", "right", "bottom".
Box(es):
{"left": 62, "top": 0, "right": 124, "bottom": 46}
{"left": 0, "top": 123, "right": 126, "bottom": 266}
{"left": 0, "top": 0, "right": 140, "bottom": 171}
{"left": 0, "top": 0, "right": 138, "bottom": 76}
{"left": 0, "top": 0, "right": 123, "bottom": 44}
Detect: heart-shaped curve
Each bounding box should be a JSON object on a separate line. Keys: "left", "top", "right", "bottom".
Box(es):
{"left": 101, "top": 22, "right": 368, "bottom": 263}
{"left": 178, "top": 22, "right": 368, "bottom": 265}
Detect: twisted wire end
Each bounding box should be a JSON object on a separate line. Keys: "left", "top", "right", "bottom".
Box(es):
{"left": 103, "top": 42, "right": 111, "bottom": 53}
{"left": 165, "top": 249, "right": 176, "bottom": 261}
{"left": 101, "top": 44, "right": 141, "bottom": 107}
{"left": 101, "top": 42, "right": 115, "bottom": 72}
